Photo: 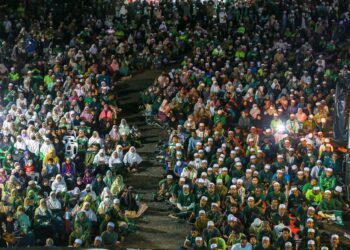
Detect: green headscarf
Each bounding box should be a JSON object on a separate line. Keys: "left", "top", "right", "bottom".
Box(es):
{"left": 103, "top": 170, "right": 115, "bottom": 188}
{"left": 110, "top": 175, "right": 124, "bottom": 197}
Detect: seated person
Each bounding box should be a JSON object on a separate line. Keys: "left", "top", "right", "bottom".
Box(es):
{"left": 318, "top": 190, "right": 343, "bottom": 224}
{"left": 101, "top": 222, "right": 119, "bottom": 248}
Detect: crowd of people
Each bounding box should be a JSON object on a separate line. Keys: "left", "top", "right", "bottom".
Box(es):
{"left": 0, "top": 0, "right": 216, "bottom": 247}
{"left": 139, "top": 0, "right": 350, "bottom": 250}
{"left": 0, "top": 0, "right": 349, "bottom": 249}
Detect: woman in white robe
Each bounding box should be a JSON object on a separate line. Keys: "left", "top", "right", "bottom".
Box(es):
{"left": 88, "top": 131, "right": 102, "bottom": 147}
{"left": 123, "top": 146, "right": 142, "bottom": 173}
{"left": 51, "top": 174, "right": 67, "bottom": 192}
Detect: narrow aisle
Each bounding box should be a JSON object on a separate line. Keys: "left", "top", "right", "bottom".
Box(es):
{"left": 116, "top": 70, "right": 191, "bottom": 249}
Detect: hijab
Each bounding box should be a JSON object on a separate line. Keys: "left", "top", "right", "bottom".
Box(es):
{"left": 109, "top": 125, "right": 120, "bottom": 141}
{"left": 51, "top": 174, "right": 67, "bottom": 192}
{"left": 47, "top": 191, "right": 62, "bottom": 210}
{"left": 123, "top": 146, "right": 142, "bottom": 165}
{"left": 111, "top": 175, "right": 125, "bottom": 196}
{"left": 103, "top": 171, "right": 115, "bottom": 188}
{"left": 119, "top": 119, "right": 130, "bottom": 135}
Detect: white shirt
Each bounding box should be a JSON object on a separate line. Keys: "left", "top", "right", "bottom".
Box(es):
{"left": 231, "top": 243, "right": 252, "bottom": 250}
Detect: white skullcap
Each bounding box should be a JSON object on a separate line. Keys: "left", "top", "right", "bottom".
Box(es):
{"left": 331, "top": 234, "right": 339, "bottom": 239}
{"left": 308, "top": 240, "right": 315, "bottom": 245}
{"left": 107, "top": 222, "right": 115, "bottom": 228}
{"left": 335, "top": 186, "right": 342, "bottom": 192}
{"left": 228, "top": 214, "right": 237, "bottom": 221}
{"left": 74, "top": 239, "right": 83, "bottom": 245}
{"left": 207, "top": 221, "right": 214, "bottom": 227}
{"left": 210, "top": 243, "right": 217, "bottom": 249}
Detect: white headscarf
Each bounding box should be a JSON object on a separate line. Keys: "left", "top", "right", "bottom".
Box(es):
{"left": 81, "top": 202, "right": 97, "bottom": 222}
{"left": 109, "top": 149, "right": 123, "bottom": 167}
{"left": 93, "top": 149, "right": 109, "bottom": 165}
{"left": 97, "top": 198, "right": 112, "bottom": 215}
{"left": 14, "top": 136, "right": 27, "bottom": 151}
{"left": 88, "top": 131, "right": 101, "bottom": 146}
{"left": 47, "top": 191, "right": 62, "bottom": 210}
{"left": 119, "top": 119, "right": 130, "bottom": 135}
{"left": 100, "top": 187, "right": 113, "bottom": 201}
{"left": 109, "top": 125, "right": 120, "bottom": 141}
{"left": 40, "top": 139, "right": 55, "bottom": 156}
{"left": 123, "top": 146, "right": 142, "bottom": 165}
{"left": 51, "top": 174, "right": 67, "bottom": 192}
{"left": 80, "top": 184, "right": 97, "bottom": 201}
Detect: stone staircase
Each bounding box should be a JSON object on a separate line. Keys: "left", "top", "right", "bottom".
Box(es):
{"left": 116, "top": 71, "right": 191, "bottom": 249}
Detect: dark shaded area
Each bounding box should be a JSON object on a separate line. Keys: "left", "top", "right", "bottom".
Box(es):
{"left": 334, "top": 73, "right": 350, "bottom": 144}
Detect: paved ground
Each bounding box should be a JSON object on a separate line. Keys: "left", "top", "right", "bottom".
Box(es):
{"left": 116, "top": 70, "right": 191, "bottom": 249}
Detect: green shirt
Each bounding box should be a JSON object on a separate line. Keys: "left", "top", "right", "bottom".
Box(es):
{"left": 319, "top": 198, "right": 342, "bottom": 211}
{"left": 177, "top": 192, "right": 195, "bottom": 207}
{"left": 101, "top": 230, "right": 118, "bottom": 246}
{"left": 271, "top": 213, "right": 290, "bottom": 226}
{"left": 319, "top": 174, "right": 336, "bottom": 192}
{"left": 305, "top": 190, "right": 323, "bottom": 205}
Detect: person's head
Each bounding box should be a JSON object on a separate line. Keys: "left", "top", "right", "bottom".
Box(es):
{"left": 83, "top": 202, "right": 90, "bottom": 211}
{"left": 282, "top": 227, "right": 290, "bottom": 239}
{"left": 96, "top": 174, "right": 103, "bottom": 182}
{"left": 278, "top": 204, "right": 286, "bottom": 215}
{"left": 284, "top": 241, "right": 293, "bottom": 250}
{"left": 325, "top": 168, "right": 333, "bottom": 177}
{"left": 39, "top": 198, "right": 47, "bottom": 208}
{"left": 198, "top": 210, "right": 206, "bottom": 220}
{"left": 183, "top": 184, "right": 190, "bottom": 194}
{"left": 240, "top": 235, "right": 247, "bottom": 247}
{"left": 277, "top": 154, "right": 283, "bottom": 163}
{"left": 308, "top": 239, "right": 316, "bottom": 250}
{"left": 331, "top": 234, "right": 339, "bottom": 246}
{"left": 262, "top": 236, "right": 270, "bottom": 248}
{"left": 195, "top": 236, "right": 204, "bottom": 246}
{"left": 324, "top": 190, "right": 332, "bottom": 200}
{"left": 93, "top": 236, "right": 102, "bottom": 247}
{"left": 307, "top": 228, "right": 315, "bottom": 238}
{"left": 107, "top": 222, "right": 115, "bottom": 232}
{"left": 249, "top": 234, "right": 256, "bottom": 245}
{"left": 200, "top": 196, "right": 208, "bottom": 206}
{"left": 73, "top": 239, "right": 82, "bottom": 248}
{"left": 208, "top": 182, "right": 215, "bottom": 193}
{"left": 313, "top": 186, "right": 320, "bottom": 194}
{"left": 207, "top": 221, "right": 215, "bottom": 231}
{"left": 211, "top": 203, "right": 219, "bottom": 212}
{"left": 45, "top": 238, "right": 54, "bottom": 247}
{"left": 273, "top": 182, "right": 281, "bottom": 192}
